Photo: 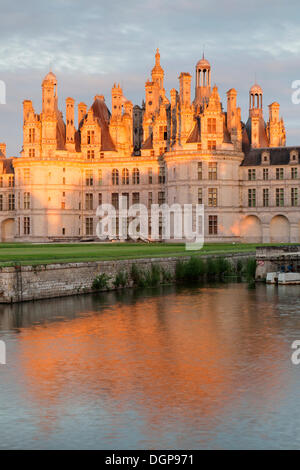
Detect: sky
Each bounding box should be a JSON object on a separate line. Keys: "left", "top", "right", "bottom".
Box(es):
{"left": 1, "top": 0, "right": 300, "bottom": 156}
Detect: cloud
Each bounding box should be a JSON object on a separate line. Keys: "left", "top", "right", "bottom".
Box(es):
{"left": 0, "top": 0, "right": 300, "bottom": 154}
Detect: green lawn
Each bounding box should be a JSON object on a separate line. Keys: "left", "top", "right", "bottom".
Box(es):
{"left": 0, "top": 242, "right": 295, "bottom": 266}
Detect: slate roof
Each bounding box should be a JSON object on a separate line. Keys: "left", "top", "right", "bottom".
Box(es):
{"left": 241, "top": 147, "right": 300, "bottom": 166}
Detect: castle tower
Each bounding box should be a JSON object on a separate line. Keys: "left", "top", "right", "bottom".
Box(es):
{"left": 248, "top": 83, "right": 264, "bottom": 148}
{"left": 41, "top": 71, "right": 58, "bottom": 156}
{"left": 66, "top": 97, "right": 75, "bottom": 151}
{"left": 42, "top": 71, "right": 57, "bottom": 116}
{"left": 179, "top": 73, "right": 191, "bottom": 107}
{"left": 226, "top": 88, "right": 237, "bottom": 133}
{"left": 0, "top": 143, "right": 6, "bottom": 158}
{"left": 78, "top": 102, "right": 87, "bottom": 127}
{"left": 151, "top": 48, "right": 164, "bottom": 89}
{"left": 111, "top": 83, "right": 123, "bottom": 120}
{"left": 267, "top": 102, "right": 286, "bottom": 147}
{"left": 249, "top": 83, "right": 263, "bottom": 117}
{"left": 194, "top": 54, "right": 211, "bottom": 106}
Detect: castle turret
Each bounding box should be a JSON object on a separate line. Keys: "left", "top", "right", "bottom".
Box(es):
{"left": 267, "top": 102, "right": 286, "bottom": 147}
{"left": 66, "top": 97, "right": 75, "bottom": 151}
{"left": 179, "top": 73, "right": 191, "bottom": 107}
{"left": 151, "top": 48, "right": 164, "bottom": 90}
{"left": 111, "top": 83, "right": 123, "bottom": 120}
{"left": 42, "top": 71, "right": 57, "bottom": 116}
{"left": 78, "top": 102, "right": 87, "bottom": 127}
{"left": 194, "top": 55, "right": 211, "bottom": 107}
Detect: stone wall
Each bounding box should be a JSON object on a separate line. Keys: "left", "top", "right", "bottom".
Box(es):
{"left": 0, "top": 252, "right": 253, "bottom": 303}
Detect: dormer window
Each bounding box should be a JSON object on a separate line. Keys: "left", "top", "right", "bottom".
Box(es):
{"left": 261, "top": 151, "right": 270, "bottom": 164}
{"left": 290, "top": 150, "right": 298, "bottom": 163}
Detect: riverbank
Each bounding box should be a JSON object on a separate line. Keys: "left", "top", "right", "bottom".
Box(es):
{"left": 0, "top": 251, "right": 254, "bottom": 303}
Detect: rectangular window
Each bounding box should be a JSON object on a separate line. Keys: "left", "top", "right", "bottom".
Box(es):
{"left": 248, "top": 188, "right": 256, "bottom": 207}
{"left": 159, "top": 125, "right": 167, "bottom": 141}
{"left": 158, "top": 191, "right": 165, "bottom": 205}
{"left": 276, "top": 188, "right": 284, "bottom": 207}
{"left": 148, "top": 168, "right": 153, "bottom": 184}
{"left": 87, "top": 130, "right": 95, "bottom": 145}
{"left": 87, "top": 150, "right": 95, "bottom": 159}
{"left": 29, "top": 128, "right": 35, "bottom": 143}
{"left": 207, "top": 118, "right": 216, "bottom": 133}
{"left": 85, "top": 217, "right": 93, "bottom": 235}
{"left": 276, "top": 168, "right": 284, "bottom": 180}
{"left": 98, "top": 193, "right": 102, "bottom": 206}
{"left": 24, "top": 192, "right": 30, "bottom": 209}
{"left": 148, "top": 192, "right": 153, "bottom": 209}
{"left": 263, "top": 188, "right": 269, "bottom": 207}
{"left": 8, "top": 176, "right": 14, "bottom": 187}
{"left": 0, "top": 177, "right": 3, "bottom": 188}
{"left": 208, "top": 140, "right": 216, "bottom": 150}
{"left": 61, "top": 201, "right": 65, "bottom": 210}
{"left": 8, "top": 193, "right": 15, "bottom": 210}
{"left": 208, "top": 188, "right": 217, "bottom": 207}
{"left": 132, "top": 192, "right": 140, "bottom": 205}
{"left": 85, "top": 170, "right": 93, "bottom": 186}
{"left": 198, "top": 162, "right": 202, "bottom": 181}
{"left": 263, "top": 168, "right": 269, "bottom": 181}
{"left": 208, "top": 162, "right": 217, "bottom": 180}
{"left": 248, "top": 169, "right": 256, "bottom": 181}
{"left": 24, "top": 217, "right": 30, "bottom": 235}
{"left": 98, "top": 169, "right": 102, "bottom": 185}
{"left": 291, "top": 187, "right": 298, "bottom": 207}
{"left": 291, "top": 167, "right": 298, "bottom": 179}
{"left": 0, "top": 194, "right": 3, "bottom": 211}
{"left": 29, "top": 148, "right": 35, "bottom": 157}
{"left": 158, "top": 166, "right": 165, "bottom": 184}
{"left": 198, "top": 188, "right": 203, "bottom": 204}
{"left": 112, "top": 193, "right": 119, "bottom": 210}
{"left": 208, "top": 215, "right": 218, "bottom": 235}
{"left": 85, "top": 193, "right": 93, "bottom": 210}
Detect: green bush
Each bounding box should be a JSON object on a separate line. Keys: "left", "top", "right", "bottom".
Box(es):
{"left": 161, "top": 267, "right": 173, "bottom": 283}
{"left": 146, "top": 264, "right": 161, "bottom": 287}
{"left": 130, "top": 263, "right": 147, "bottom": 287}
{"left": 216, "top": 257, "right": 232, "bottom": 275}
{"left": 206, "top": 258, "right": 218, "bottom": 278}
{"left": 175, "top": 260, "right": 187, "bottom": 281}
{"left": 185, "top": 257, "right": 206, "bottom": 280}
{"left": 245, "top": 257, "right": 257, "bottom": 282}
{"left": 92, "top": 273, "right": 110, "bottom": 290}
{"left": 114, "top": 270, "right": 128, "bottom": 288}
{"left": 236, "top": 258, "right": 243, "bottom": 274}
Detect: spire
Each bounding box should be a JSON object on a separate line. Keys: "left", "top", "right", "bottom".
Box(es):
{"left": 155, "top": 48, "right": 160, "bottom": 66}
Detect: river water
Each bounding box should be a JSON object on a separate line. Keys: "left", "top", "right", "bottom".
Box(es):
{"left": 1, "top": 282, "right": 300, "bottom": 450}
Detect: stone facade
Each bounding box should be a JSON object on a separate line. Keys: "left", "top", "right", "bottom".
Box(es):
{"left": 0, "top": 51, "right": 298, "bottom": 243}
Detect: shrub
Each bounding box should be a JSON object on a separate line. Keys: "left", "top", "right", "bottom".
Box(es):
{"left": 185, "top": 257, "right": 206, "bottom": 280}
{"left": 216, "top": 257, "right": 232, "bottom": 276}
{"left": 175, "top": 260, "right": 186, "bottom": 281}
{"left": 92, "top": 273, "right": 110, "bottom": 290}
{"left": 147, "top": 264, "right": 161, "bottom": 287}
{"left": 114, "top": 270, "right": 128, "bottom": 288}
{"left": 245, "top": 257, "right": 257, "bottom": 282}
{"left": 130, "top": 263, "right": 147, "bottom": 287}
{"left": 236, "top": 258, "right": 243, "bottom": 274}
{"left": 161, "top": 267, "right": 173, "bottom": 283}
{"left": 206, "top": 258, "right": 218, "bottom": 278}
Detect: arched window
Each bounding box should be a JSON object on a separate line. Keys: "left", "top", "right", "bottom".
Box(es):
{"left": 132, "top": 168, "right": 140, "bottom": 185}
{"left": 112, "top": 169, "right": 119, "bottom": 185}
{"left": 122, "top": 168, "right": 129, "bottom": 185}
